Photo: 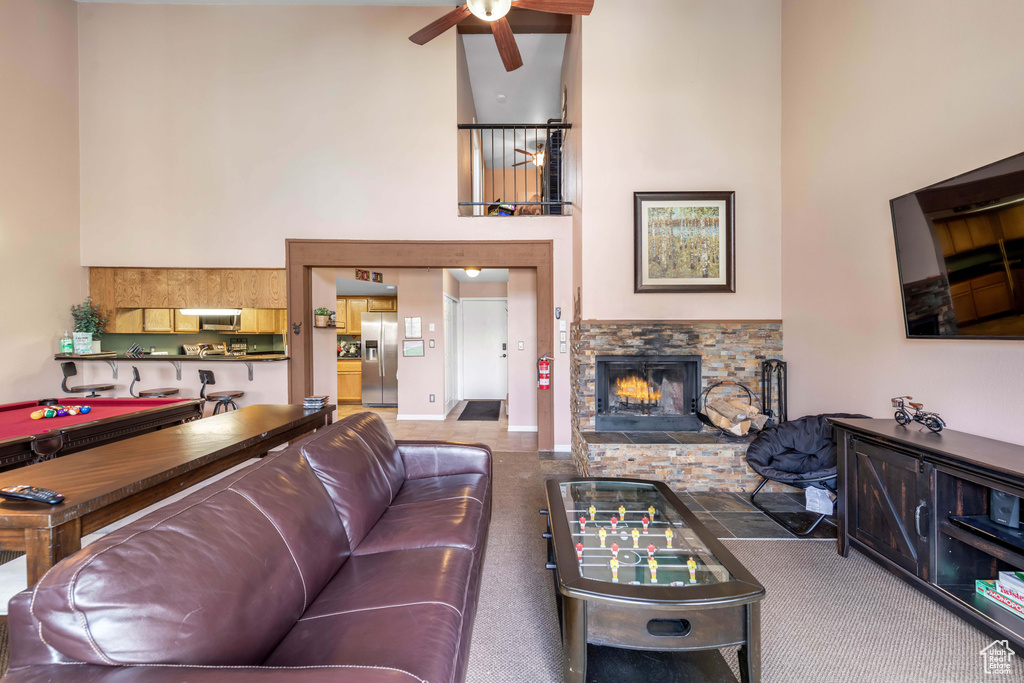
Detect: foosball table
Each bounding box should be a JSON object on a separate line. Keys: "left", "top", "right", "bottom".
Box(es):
{"left": 543, "top": 478, "right": 765, "bottom": 683}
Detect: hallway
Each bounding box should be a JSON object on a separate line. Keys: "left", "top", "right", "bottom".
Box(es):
{"left": 336, "top": 400, "right": 539, "bottom": 452}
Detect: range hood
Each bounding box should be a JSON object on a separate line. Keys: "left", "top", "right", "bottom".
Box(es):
{"left": 177, "top": 308, "right": 242, "bottom": 331}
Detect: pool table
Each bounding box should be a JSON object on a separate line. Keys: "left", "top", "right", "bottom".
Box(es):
{"left": 0, "top": 398, "right": 203, "bottom": 470}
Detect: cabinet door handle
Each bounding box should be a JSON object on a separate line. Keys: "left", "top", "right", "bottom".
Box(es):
{"left": 915, "top": 500, "right": 929, "bottom": 538}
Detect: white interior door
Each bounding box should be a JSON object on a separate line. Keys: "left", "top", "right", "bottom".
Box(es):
{"left": 461, "top": 299, "right": 508, "bottom": 400}
{"left": 444, "top": 295, "right": 459, "bottom": 414}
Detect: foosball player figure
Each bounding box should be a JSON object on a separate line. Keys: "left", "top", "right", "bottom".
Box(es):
{"left": 611, "top": 543, "right": 619, "bottom": 559}
{"left": 648, "top": 505, "right": 656, "bottom": 519}
{"left": 647, "top": 544, "right": 656, "bottom": 559}
{"left": 642, "top": 515, "right": 650, "bottom": 532}
{"left": 610, "top": 516, "right": 618, "bottom": 531}
{"left": 665, "top": 528, "right": 674, "bottom": 548}
{"left": 687, "top": 555, "right": 697, "bottom": 584}
{"left": 579, "top": 516, "right": 586, "bottom": 532}
{"left": 618, "top": 505, "right": 626, "bottom": 519}
{"left": 649, "top": 559, "right": 658, "bottom": 583}
{"left": 599, "top": 528, "right": 607, "bottom": 548}
{"left": 631, "top": 528, "right": 640, "bottom": 548}
{"left": 588, "top": 505, "right": 596, "bottom": 521}
{"left": 610, "top": 558, "right": 620, "bottom": 583}
{"left": 576, "top": 543, "right": 584, "bottom": 563}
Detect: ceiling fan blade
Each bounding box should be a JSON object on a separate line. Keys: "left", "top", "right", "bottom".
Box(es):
{"left": 491, "top": 17, "right": 523, "bottom": 72}
{"left": 409, "top": 5, "right": 471, "bottom": 45}
{"left": 515, "top": 149, "right": 532, "bottom": 156}
{"left": 511, "top": 0, "right": 594, "bottom": 15}
{"left": 512, "top": 161, "right": 532, "bottom": 167}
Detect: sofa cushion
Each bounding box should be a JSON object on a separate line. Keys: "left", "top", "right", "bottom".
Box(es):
{"left": 28, "top": 450, "right": 348, "bottom": 666}
{"left": 265, "top": 548, "right": 475, "bottom": 682}
{"left": 296, "top": 547, "right": 474, "bottom": 622}
{"left": 299, "top": 418, "right": 401, "bottom": 548}
{"left": 338, "top": 412, "right": 406, "bottom": 492}
{"left": 390, "top": 473, "right": 488, "bottom": 508}
{"left": 353, "top": 498, "right": 485, "bottom": 556}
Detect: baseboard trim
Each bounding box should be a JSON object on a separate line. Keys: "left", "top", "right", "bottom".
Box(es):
{"left": 507, "top": 425, "right": 538, "bottom": 432}
{"left": 553, "top": 444, "right": 571, "bottom": 452}
{"left": 396, "top": 414, "right": 446, "bottom": 421}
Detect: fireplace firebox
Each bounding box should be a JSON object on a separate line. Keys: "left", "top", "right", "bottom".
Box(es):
{"left": 595, "top": 355, "right": 702, "bottom": 432}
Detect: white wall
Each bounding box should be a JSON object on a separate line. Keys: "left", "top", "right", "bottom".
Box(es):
{"left": 312, "top": 267, "right": 337, "bottom": 405}
{"left": 579, "top": 0, "right": 782, "bottom": 320}
{"left": 507, "top": 269, "right": 538, "bottom": 430}
{"left": 75, "top": 3, "right": 574, "bottom": 447}
{"left": 397, "top": 269, "right": 445, "bottom": 419}
{"left": 0, "top": 0, "right": 81, "bottom": 403}
{"left": 781, "top": 0, "right": 1024, "bottom": 443}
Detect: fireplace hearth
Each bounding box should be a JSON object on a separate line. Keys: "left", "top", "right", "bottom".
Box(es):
{"left": 595, "top": 355, "right": 701, "bottom": 432}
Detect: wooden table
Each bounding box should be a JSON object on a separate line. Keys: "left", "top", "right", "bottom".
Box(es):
{"left": 0, "top": 404, "right": 334, "bottom": 585}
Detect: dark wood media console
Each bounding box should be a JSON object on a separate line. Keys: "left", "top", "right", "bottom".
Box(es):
{"left": 833, "top": 418, "right": 1024, "bottom": 649}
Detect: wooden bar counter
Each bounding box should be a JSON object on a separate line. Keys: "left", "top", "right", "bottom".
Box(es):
{"left": 0, "top": 403, "right": 334, "bottom": 585}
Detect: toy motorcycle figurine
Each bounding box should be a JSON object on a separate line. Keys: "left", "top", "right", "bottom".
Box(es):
{"left": 891, "top": 396, "right": 945, "bottom": 433}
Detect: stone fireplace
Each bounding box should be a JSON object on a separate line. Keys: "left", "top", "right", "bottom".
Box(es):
{"left": 571, "top": 320, "right": 784, "bottom": 492}
{"left": 595, "top": 355, "right": 701, "bottom": 431}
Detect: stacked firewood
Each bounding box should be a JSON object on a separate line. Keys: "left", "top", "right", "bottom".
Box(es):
{"left": 704, "top": 398, "right": 770, "bottom": 436}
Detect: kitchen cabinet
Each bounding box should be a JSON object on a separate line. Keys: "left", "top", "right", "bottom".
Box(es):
{"left": 949, "top": 282, "right": 977, "bottom": 323}
{"left": 367, "top": 297, "right": 397, "bottom": 312}
{"left": 238, "top": 308, "right": 285, "bottom": 334}
{"left": 336, "top": 298, "right": 348, "bottom": 332}
{"left": 174, "top": 310, "right": 200, "bottom": 333}
{"left": 966, "top": 215, "right": 997, "bottom": 248}
{"left": 972, "top": 272, "right": 1012, "bottom": 318}
{"left": 89, "top": 268, "right": 287, "bottom": 313}
{"left": 114, "top": 309, "right": 143, "bottom": 334}
{"left": 346, "top": 299, "right": 368, "bottom": 336}
{"left": 934, "top": 223, "right": 955, "bottom": 257}
{"left": 947, "top": 219, "right": 974, "bottom": 253}
{"left": 337, "top": 359, "right": 362, "bottom": 404}
{"left": 143, "top": 309, "right": 173, "bottom": 333}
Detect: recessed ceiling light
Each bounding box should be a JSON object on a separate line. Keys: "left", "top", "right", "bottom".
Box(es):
{"left": 465, "top": 268, "right": 482, "bottom": 278}
{"left": 496, "top": 94, "right": 507, "bottom": 104}
{"left": 386, "top": 285, "right": 396, "bottom": 290}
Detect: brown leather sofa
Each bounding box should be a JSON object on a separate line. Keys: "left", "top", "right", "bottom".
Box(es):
{"left": 3, "top": 412, "right": 491, "bottom": 683}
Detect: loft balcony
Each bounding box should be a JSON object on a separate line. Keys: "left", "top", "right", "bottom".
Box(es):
{"left": 458, "top": 122, "right": 572, "bottom": 217}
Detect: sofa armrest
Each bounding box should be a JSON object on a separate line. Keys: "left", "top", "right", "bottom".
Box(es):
{"left": 395, "top": 441, "right": 492, "bottom": 479}
{"left": 2, "top": 665, "right": 420, "bottom": 682}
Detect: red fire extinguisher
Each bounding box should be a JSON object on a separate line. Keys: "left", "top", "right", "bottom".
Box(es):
{"left": 538, "top": 355, "right": 552, "bottom": 390}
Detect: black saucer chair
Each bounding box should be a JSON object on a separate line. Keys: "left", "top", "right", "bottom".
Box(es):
{"left": 745, "top": 413, "right": 869, "bottom": 536}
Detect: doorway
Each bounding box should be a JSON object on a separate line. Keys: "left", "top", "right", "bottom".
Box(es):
{"left": 285, "top": 239, "right": 554, "bottom": 449}
{"left": 461, "top": 298, "right": 508, "bottom": 400}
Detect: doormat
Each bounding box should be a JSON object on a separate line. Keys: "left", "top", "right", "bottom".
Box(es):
{"left": 458, "top": 400, "right": 502, "bottom": 421}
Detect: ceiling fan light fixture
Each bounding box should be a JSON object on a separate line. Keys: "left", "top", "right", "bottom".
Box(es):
{"left": 464, "top": 267, "right": 482, "bottom": 278}
{"left": 534, "top": 150, "right": 545, "bottom": 167}
{"left": 467, "top": 0, "right": 512, "bottom": 22}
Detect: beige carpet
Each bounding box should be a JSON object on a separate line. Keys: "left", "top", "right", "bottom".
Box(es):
{"left": 465, "top": 452, "right": 1024, "bottom": 683}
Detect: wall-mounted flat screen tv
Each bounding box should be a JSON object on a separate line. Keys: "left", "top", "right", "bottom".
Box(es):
{"left": 891, "top": 151, "right": 1024, "bottom": 339}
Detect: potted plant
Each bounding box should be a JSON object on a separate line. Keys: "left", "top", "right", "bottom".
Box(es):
{"left": 70, "top": 296, "right": 108, "bottom": 353}
{"left": 314, "top": 307, "right": 333, "bottom": 327}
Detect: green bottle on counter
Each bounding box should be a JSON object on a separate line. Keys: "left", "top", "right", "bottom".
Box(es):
{"left": 60, "top": 330, "right": 73, "bottom": 354}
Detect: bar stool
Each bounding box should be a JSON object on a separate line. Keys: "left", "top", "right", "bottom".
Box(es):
{"left": 129, "top": 366, "right": 180, "bottom": 399}
{"left": 198, "top": 369, "right": 244, "bottom": 415}
{"left": 60, "top": 362, "right": 115, "bottom": 398}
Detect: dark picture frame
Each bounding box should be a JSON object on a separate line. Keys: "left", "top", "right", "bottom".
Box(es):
{"left": 634, "top": 191, "right": 735, "bottom": 293}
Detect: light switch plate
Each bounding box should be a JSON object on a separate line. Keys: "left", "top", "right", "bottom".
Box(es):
{"left": 428, "top": 323, "right": 435, "bottom": 332}
{"left": 429, "top": 394, "right": 435, "bottom": 403}
{"left": 559, "top": 320, "right": 567, "bottom": 331}
{"left": 428, "top": 339, "right": 435, "bottom": 348}
{"left": 559, "top": 331, "right": 567, "bottom": 342}
{"left": 518, "top": 341, "right": 524, "bottom": 350}
{"left": 560, "top": 342, "right": 567, "bottom": 353}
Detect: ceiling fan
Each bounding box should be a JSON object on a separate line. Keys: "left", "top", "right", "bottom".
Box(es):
{"left": 514, "top": 143, "right": 545, "bottom": 167}
{"left": 409, "top": 0, "right": 594, "bottom": 72}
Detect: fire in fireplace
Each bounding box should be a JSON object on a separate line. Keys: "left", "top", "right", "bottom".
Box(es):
{"left": 595, "top": 355, "right": 702, "bottom": 431}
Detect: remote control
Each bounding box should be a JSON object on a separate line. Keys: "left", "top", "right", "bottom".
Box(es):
{"left": 0, "top": 485, "right": 65, "bottom": 505}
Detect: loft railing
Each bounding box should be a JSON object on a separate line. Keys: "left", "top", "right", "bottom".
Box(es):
{"left": 457, "top": 122, "right": 572, "bottom": 217}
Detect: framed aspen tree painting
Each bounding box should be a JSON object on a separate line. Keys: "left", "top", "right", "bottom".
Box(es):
{"left": 633, "top": 191, "right": 735, "bottom": 293}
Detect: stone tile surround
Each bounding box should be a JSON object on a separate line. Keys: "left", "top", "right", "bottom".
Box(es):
{"left": 571, "top": 320, "right": 786, "bottom": 492}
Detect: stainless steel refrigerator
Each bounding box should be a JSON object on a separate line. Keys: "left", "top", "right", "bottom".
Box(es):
{"left": 361, "top": 312, "right": 398, "bottom": 407}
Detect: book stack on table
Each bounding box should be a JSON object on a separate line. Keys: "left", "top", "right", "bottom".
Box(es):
{"left": 976, "top": 571, "right": 1024, "bottom": 619}
{"left": 303, "top": 396, "right": 329, "bottom": 410}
